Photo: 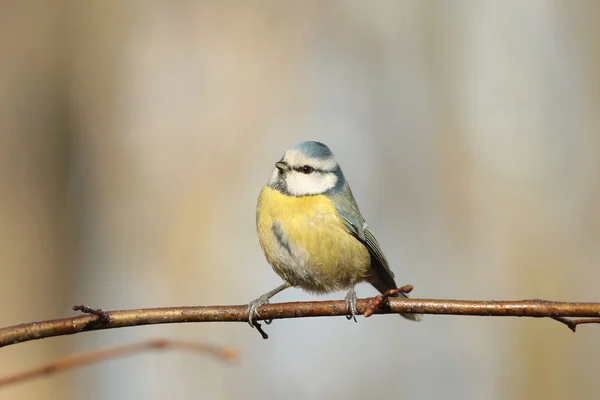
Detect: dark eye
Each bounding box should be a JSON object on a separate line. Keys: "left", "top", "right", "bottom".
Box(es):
{"left": 301, "top": 165, "right": 314, "bottom": 174}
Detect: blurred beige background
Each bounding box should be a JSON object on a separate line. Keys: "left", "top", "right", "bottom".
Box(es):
{"left": 1, "top": 1, "right": 599, "bottom": 399}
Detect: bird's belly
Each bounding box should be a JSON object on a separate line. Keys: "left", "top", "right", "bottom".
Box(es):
{"left": 256, "top": 187, "right": 371, "bottom": 293}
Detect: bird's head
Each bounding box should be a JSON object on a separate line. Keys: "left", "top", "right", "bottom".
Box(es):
{"left": 268, "top": 141, "right": 345, "bottom": 196}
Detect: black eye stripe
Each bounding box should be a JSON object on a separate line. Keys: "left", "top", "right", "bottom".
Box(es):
{"left": 293, "top": 165, "right": 326, "bottom": 174}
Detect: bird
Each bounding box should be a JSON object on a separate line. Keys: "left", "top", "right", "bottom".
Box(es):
{"left": 249, "top": 141, "right": 421, "bottom": 325}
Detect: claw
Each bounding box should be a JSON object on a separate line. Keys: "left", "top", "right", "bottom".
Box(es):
{"left": 344, "top": 286, "right": 358, "bottom": 322}
{"left": 247, "top": 283, "right": 291, "bottom": 328}
{"left": 247, "top": 294, "right": 270, "bottom": 326}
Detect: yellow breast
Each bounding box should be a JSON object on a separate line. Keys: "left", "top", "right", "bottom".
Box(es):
{"left": 256, "top": 186, "right": 370, "bottom": 293}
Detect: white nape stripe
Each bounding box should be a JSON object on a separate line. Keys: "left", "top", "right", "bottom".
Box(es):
{"left": 286, "top": 171, "right": 338, "bottom": 196}
{"left": 283, "top": 150, "right": 337, "bottom": 171}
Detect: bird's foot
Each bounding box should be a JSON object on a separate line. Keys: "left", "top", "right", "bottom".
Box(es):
{"left": 345, "top": 287, "right": 358, "bottom": 322}
{"left": 247, "top": 294, "right": 272, "bottom": 327}
{"left": 247, "top": 283, "right": 291, "bottom": 328}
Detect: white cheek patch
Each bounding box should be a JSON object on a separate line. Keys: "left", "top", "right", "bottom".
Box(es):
{"left": 283, "top": 150, "right": 337, "bottom": 171}
{"left": 286, "top": 171, "right": 338, "bottom": 196}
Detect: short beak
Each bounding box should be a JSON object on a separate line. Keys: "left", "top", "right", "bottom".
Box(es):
{"left": 275, "top": 161, "right": 290, "bottom": 172}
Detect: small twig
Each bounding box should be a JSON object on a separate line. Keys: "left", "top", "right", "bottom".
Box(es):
{"left": 363, "top": 285, "right": 414, "bottom": 318}
{"left": 0, "top": 338, "right": 238, "bottom": 388}
{"left": 73, "top": 305, "right": 111, "bottom": 325}
{"left": 72, "top": 305, "right": 110, "bottom": 321}
{"left": 551, "top": 317, "right": 600, "bottom": 332}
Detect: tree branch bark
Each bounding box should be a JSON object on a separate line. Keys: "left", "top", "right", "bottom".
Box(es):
{"left": 2, "top": 297, "right": 599, "bottom": 347}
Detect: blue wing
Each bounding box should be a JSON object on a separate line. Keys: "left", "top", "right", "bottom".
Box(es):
{"left": 333, "top": 186, "right": 397, "bottom": 290}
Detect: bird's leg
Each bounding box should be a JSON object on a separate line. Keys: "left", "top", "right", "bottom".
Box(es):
{"left": 247, "top": 282, "right": 290, "bottom": 326}
{"left": 344, "top": 281, "right": 358, "bottom": 322}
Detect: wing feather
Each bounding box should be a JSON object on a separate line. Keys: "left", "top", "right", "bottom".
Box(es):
{"left": 339, "top": 210, "right": 397, "bottom": 289}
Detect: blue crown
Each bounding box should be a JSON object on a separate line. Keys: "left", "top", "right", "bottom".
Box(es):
{"left": 290, "top": 141, "right": 333, "bottom": 160}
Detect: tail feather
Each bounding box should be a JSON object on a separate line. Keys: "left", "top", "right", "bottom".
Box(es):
{"left": 389, "top": 289, "right": 422, "bottom": 321}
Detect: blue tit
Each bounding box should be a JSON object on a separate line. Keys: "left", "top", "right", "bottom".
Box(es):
{"left": 249, "top": 141, "right": 422, "bottom": 324}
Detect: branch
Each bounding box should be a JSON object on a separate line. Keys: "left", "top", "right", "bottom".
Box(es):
{"left": 1, "top": 296, "right": 599, "bottom": 347}
{"left": 0, "top": 339, "right": 238, "bottom": 388}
